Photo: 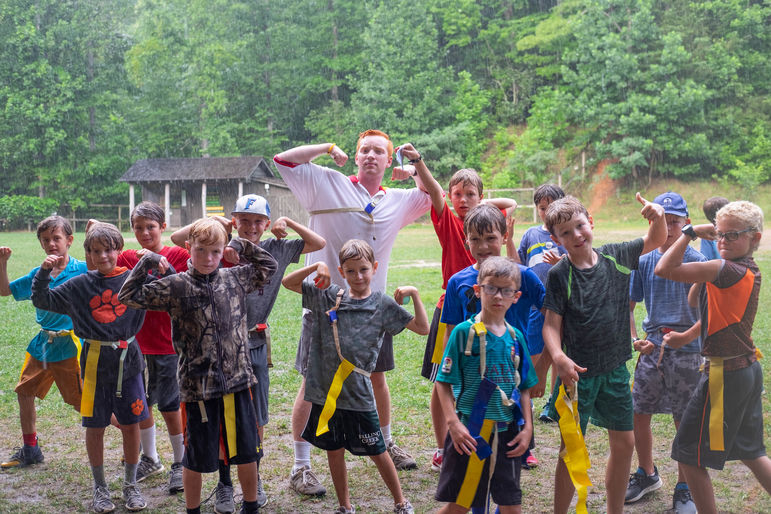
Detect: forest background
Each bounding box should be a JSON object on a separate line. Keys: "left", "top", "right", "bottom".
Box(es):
{"left": 0, "top": 0, "right": 769, "bottom": 226}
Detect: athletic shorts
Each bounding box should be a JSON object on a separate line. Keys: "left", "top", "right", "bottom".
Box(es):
{"left": 82, "top": 372, "right": 149, "bottom": 428}
{"left": 296, "top": 308, "right": 395, "bottom": 375}
{"left": 435, "top": 422, "right": 522, "bottom": 508}
{"left": 302, "top": 403, "right": 386, "bottom": 456}
{"left": 144, "top": 354, "right": 180, "bottom": 412}
{"left": 249, "top": 345, "right": 269, "bottom": 427}
{"left": 15, "top": 354, "right": 82, "bottom": 408}
{"left": 672, "top": 361, "right": 766, "bottom": 470}
{"left": 421, "top": 305, "right": 446, "bottom": 381}
{"left": 546, "top": 363, "right": 633, "bottom": 433}
{"left": 181, "top": 388, "right": 261, "bottom": 473}
{"left": 632, "top": 348, "right": 702, "bottom": 420}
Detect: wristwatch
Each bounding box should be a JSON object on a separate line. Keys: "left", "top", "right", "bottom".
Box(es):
{"left": 681, "top": 224, "right": 697, "bottom": 240}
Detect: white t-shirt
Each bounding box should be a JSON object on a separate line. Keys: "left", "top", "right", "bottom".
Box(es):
{"left": 275, "top": 158, "right": 431, "bottom": 292}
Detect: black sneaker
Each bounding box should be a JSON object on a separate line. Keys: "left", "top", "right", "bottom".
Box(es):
{"left": 624, "top": 466, "right": 663, "bottom": 503}
{"left": 1, "top": 444, "right": 44, "bottom": 469}
{"left": 672, "top": 485, "right": 697, "bottom": 513}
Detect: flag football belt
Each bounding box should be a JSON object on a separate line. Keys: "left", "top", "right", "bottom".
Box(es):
{"left": 80, "top": 336, "right": 136, "bottom": 417}
{"left": 308, "top": 190, "right": 386, "bottom": 225}
{"left": 315, "top": 289, "right": 371, "bottom": 436}
{"left": 555, "top": 383, "right": 592, "bottom": 514}
{"left": 40, "top": 329, "right": 80, "bottom": 369}
{"left": 249, "top": 323, "right": 273, "bottom": 368}
{"left": 702, "top": 348, "right": 761, "bottom": 452}
{"left": 192, "top": 393, "right": 239, "bottom": 459}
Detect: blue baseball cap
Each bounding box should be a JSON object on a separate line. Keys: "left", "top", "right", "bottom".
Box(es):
{"left": 653, "top": 192, "right": 688, "bottom": 217}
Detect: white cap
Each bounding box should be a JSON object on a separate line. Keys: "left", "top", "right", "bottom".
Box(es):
{"left": 231, "top": 194, "right": 271, "bottom": 217}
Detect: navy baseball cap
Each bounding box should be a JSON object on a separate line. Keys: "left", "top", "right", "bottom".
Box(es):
{"left": 653, "top": 192, "right": 688, "bottom": 217}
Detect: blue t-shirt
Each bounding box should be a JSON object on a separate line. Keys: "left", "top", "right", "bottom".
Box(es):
{"left": 518, "top": 225, "right": 566, "bottom": 284}
{"left": 440, "top": 264, "right": 545, "bottom": 342}
{"left": 629, "top": 246, "right": 706, "bottom": 353}
{"left": 437, "top": 320, "right": 537, "bottom": 425}
{"left": 700, "top": 239, "right": 720, "bottom": 260}
{"left": 10, "top": 256, "right": 88, "bottom": 362}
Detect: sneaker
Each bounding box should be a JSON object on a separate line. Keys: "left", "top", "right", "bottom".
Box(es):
{"left": 135, "top": 454, "right": 164, "bottom": 482}
{"left": 256, "top": 476, "right": 268, "bottom": 508}
{"left": 386, "top": 442, "right": 417, "bottom": 470}
{"left": 1, "top": 444, "right": 44, "bottom": 469}
{"left": 214, "top": 481, "right": 235, "bottom": 514}
{"left": 289, "top": 465, "right": 327, "bottom": 496}
{"left": 123, "top": 483, "right": 147, "bottom": 511}
{"left": 625, "top": 466, "right": 663, "bottom": 503}
{"left": 525, "top": 454, "right": 539, "bottom": 468}
{"left": 394, "top": 500, "right": 414, "bottom": 514}
{"left": 673, "top": 485, "right": 697, "bottom": 514}
{"left": 334, "top": 506, "right": 355, "bottom": 514}
{"left": 539, "top": 402, "right": 555, "bottom": 423}
{"left": 168, "top": 462, "right": 183, "bottom": 494}
{"left": 92, "top": 485, "right": 115, "bottom": 513}
{"left": 430, "top": 450, "right": 443, "bottom": 472}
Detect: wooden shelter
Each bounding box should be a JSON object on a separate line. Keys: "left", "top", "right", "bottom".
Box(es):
{"left": 120, "top": 157, "right": 306, "bottom": 227}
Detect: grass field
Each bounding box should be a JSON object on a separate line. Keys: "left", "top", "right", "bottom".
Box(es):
{"left": 1, "top": 218, "right": 771, "bottom": 513}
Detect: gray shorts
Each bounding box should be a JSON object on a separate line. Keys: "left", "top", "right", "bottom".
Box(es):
{"left": 632, "top": 348, "right": 702, "bottom": 421}
{"left": 144, "top": 354, "right": 181, "bottom": 412}
{"left": 249, "top": 344, "right": 269, "bottom": 427}
{"left": 295, "top": 308, "right": 395, "bottom": 375}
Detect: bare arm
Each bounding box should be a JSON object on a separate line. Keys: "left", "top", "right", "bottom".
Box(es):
{"left": 394, "top": 286, "right": 429, "bottom": 335}
{"left": 483, "top": 197, "right": 518, "bottom": 216}
{"left": 662, "top": 320, "right": 702, "bottom": 350}
{"left": 505, "top": 388, "right": 532, "bottom": 458}
{"left": 687, "top": 282, "right": 702, "bottom": 308}
{"left": 170, "top": 216, "right": 232, "bottom": 248}
{"left": 275, "top": 143, "right": 348, "bottom": 167}
{"left": 543, "top": 309, "right": 586, "bottom": 385}
{"left": 630, "top": 300, "right": 655, "bottom": 355}
{"left": 655, "top": 228, "right": 721, "bottom": 284}
{"left": 636, "top": 192, "right": 668, "bottom": 255}
{"left": 281, "top": 262, "right": 330, "bottom": 294}
{"left": 436, "top": 381, "right": 476, "bottom": 455}
{"left": 270, "top": 217, "right": 326, "bottom": 254}
{"left": 393, "top": 143, "right": 445, "bottom": 213}
{"left": 0, "top": 247, "right": 11, "bottom": 296}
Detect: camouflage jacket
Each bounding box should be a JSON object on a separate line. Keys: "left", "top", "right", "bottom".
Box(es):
{"left": 118, "top": 237, "right": 277, "bottom": 402}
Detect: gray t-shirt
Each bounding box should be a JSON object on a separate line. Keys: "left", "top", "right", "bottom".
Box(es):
{"left": 242, "top": 238, "right": 304, "bottom": 349}
{"left": 302, "top": 282, "right": 413, "bottom": 411}
{"left": 544, "top": 238, "right": 644, "bottom": 377}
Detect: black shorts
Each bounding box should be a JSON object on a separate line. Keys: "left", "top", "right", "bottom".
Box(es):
{"left": 421, "top": 306, "right": 446, "bottom": 381}
{"left": 302, "top": 403, "right": 386, "bottom": 456}
{"left": 435, "top": 422, "right": 522, "bottom": 508}
{"left": 82, "top": 372, "right": 149, "bottom": 428}
{"left": 249, "top": 345, "right": 269, "bottom": 427}
{"left": 671, "top": 361, "right": 766, "bottom": 470}
{"left": 182, "top": 389, "right": 261, "bottom": 473}
{"left": 144, "top": 354, "right": 180, "bottom": 412}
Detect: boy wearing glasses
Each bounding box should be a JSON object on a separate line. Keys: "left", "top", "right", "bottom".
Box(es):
{"left": 656, "top": 200, "right": 771, "bottom": 514}
{"left": 435, "top": 256, "right": 536, "bottom": 513}
{"left": 626, "top": 192, "right": 705, "bottom": 513}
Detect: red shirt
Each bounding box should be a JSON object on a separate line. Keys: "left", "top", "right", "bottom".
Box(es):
{"left": 431, "top": 204, "right": 475, "bottom": 292}
{"left": 118, "top": 245, "right": 190, "bottom": 354}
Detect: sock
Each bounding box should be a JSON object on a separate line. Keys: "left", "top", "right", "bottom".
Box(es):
{"left": 242, "top": 499, "right": 259, "bottom": 513}
{"left": 169, "top": 432, "right": 185, "bottom": 464}
{"left": 381, "top": 424, "right": 392, "bottom": 446}
{"left": 92, "top": 465, "right": 107, "bottom": 488}
{"left": 293, "top": 441, "right": 311, "bottom": 472}
{"left": 125, "top": 461, "right": 138, "bottom": 484}
{"left": 140, "top": 425, "right": 158, "bottom": 462}
{"left": 186, "top": 508, "right": 201, "bottom": 514}
{"left": 218, "top": 460, "right": 232, "bottom": 487}
{"left": 22, "top": 433, "right": 37, "bottom": 447}
{"left": 675, "top": 482, "right": 689, "bottom": 490}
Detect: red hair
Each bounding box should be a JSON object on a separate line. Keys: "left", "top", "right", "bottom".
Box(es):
{"left": 356, "top": 129, "right": 393, "bottom": 156}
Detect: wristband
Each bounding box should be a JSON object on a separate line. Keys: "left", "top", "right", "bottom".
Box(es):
{"left": 409, "top": 155, "right": 422, "bottom": 164}
{"left": 681, "top": 224, "right": 697, "bottom": 240}
{"left": 326, "top": 143, "right": 336, "bottom": 154}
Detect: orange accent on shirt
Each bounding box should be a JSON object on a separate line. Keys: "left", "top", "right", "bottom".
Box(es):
{"left": 706, "top": 268, "right": 754, "bottom": 336}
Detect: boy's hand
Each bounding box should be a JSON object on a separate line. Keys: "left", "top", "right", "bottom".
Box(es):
{"left": 156, "top": 256, "right": 170, "bottom": 275}
{"left": 0, "top": 247, "right": 11, "bottom": 262}
{"left": 447, "top": 419, "right": 477, "bottom": 455}
{"left": 391, "top": 164, "right": 415, "bottom": 182}
{"left": 636, "top": 192, "right": 664, "bottom": 223}
{"left": 506, "top": 214, "right": 516, "bottom": 235}
{"left": 505, "top": 424, "right": 533, "bottom": 458}
{"left": 662, "top": 330, "right": 693, "bottom": 350}
{"left": 543, "top": 250, "right": 562, "bottom": 266}
{"left": 313, "top": 262, "right": 331, "bottom": 289}
{"left": 633, "top": 338, "right": 655, "bottom": 355}
{"left": 271, "top": 217, "right": 289, "bottom": 239}
{"left": 329, "top": 145, "right": 348, "bottom": 167}
{"left": 41, "top": 254, "right": 64, "bottom": 270}
{"left": 530, "top": 380, "right": 547, "bottom": 399}
{"left": 553, "top": 353, "right": 587, "bottom": 388}
{"left": 223, "top": 246, "right": 240, "bottom": 265}
{"left": 393, "top": 286, "right": 417, "bottom": 304}
{"left": 85, "top": 219, "right": 100, "bottom": 233}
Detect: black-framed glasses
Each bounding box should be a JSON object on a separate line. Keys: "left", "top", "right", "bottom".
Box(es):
{"left": 716, "top": 228, "right": 754, "bottom": 242}
{"left": 479, "top": 284, "right": 519, "bottom": 298}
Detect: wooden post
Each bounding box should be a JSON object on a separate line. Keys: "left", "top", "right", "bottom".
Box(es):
{"left": 201, "top": 182, "right": 207, "bottom": 218}
{"left": 164, "top": 183, "right": 171, "bottom": 226}
{"left": 238, "top": 181, "right": 243, "bottom": 198}
{"left": 129, "top": 184, "right": 135, "bottom": 215}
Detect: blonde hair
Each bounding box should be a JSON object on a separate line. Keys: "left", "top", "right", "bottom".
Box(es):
{"left": 478, "top": 256, "right": 521, "bottom": 290}
{"left": 188, "top": 218, "right": 227, "bottom": 246}
{"left": 338, "top": 239, "right": 375, "bottom": 266}
{"left": 544, "top": 196, "right": 590, "bottom": 235}
{"left": 716, "top": 201, "right": 764, "bottom": 251}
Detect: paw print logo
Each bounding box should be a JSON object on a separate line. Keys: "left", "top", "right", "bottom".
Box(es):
{"left": 89, "top": 289, "right": 127, "bottom": 324}
{"left": 131, "top": 398, "right": 145, "bottom": 416}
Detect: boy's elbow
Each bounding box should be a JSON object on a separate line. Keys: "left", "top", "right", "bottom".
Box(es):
{"left": 416, "top": 324, "right": 430, "bottom": 336}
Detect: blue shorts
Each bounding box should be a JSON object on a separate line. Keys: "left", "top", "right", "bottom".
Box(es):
{"left": 82, "top": 372, "right": 149, "bottom": 428}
